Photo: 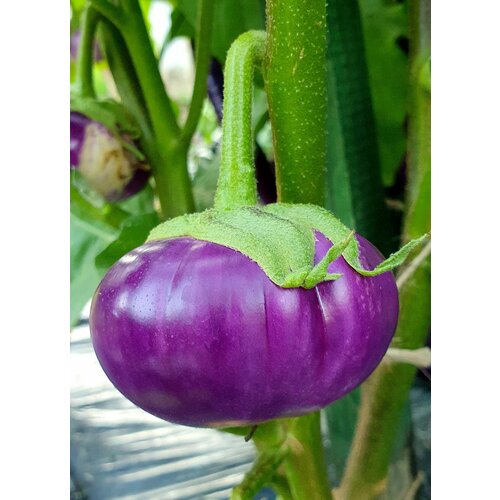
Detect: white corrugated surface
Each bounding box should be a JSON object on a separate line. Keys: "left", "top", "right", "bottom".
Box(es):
{"left": 71, "top": 323, "right": 257, "bottom": 499}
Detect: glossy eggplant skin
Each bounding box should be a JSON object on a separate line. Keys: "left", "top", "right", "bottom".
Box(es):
{"left": 70, "top": 112, "right": 149, "bottom": 202}
{"left": 90, "top": 232, "right": 398, "bottom": 428}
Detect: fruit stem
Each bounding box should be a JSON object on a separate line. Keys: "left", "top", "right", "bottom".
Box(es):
{"left": 214, "top": 31, "right": 267, "bottom": 210}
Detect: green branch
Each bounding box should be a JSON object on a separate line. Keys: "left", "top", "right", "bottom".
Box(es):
{"left": 98, "top": 19, "right": 176, "bottom": 216}
{"left": 264, "top": 0, "right": 327, "bottom": 205}
{"left": 91, "top": 0, "right": 180, "bottom": 143}
{"left": 75, "top": 6, "right": 100, "bottom": 98}
{"left": 282, "top": 414, "right": 332, "bottom": 500}
{"left": 231, "top": 444, "right": 289, "bottom": 500}
{"left": 180, "top": 0, "right": 215, "bottom": 145}
{"left": 98, "top": 19, "right": 152, "bottom": 140}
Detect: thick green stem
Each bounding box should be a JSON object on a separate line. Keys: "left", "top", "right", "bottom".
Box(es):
{"left": 92, "top": 0, "right": 180, "bottom": 142}
{"left": 337, "top": 2, "right": 431, "bottom": 498}
{"left": 262, "top": 1, "right": 331, "bottom": 498}
{"left": 264, "top": 0, "right": 327, "bottom": 205}
{"left": 282, "top": 414, "right": 332, "bottom": 500}
{"left": 75, "top": 6, "right": 100, "bottom": 98}
{"left": 180, "top": 0, "right": 215, "bottom": 146}
{"left": 214, "top": 31, "right": 266, "bottom": 210}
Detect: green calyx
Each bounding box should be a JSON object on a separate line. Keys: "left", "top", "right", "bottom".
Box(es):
{"left": 147, "top": 203, "right": 429, "bottom": 289}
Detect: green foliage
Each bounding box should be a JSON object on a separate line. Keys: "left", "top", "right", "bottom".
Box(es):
{"left": 70, "top": 180, "right": 157, "bottom": 325}
{"left": 95, "top": 212, "right": 160, "bottom": 272}
{"left": 359, "top": 0, "right": 409, "bottom": 187}
{"left": 325, "top": 0, "right": 392, "bottom": 254}
{"left": 70, "top": 216, "right": 107, "bottom": 326}
{"left": 324, "top": 389, "right": 360, "bottom": 484}
{"left": 191, "top": 150, "right": 220, "bottom": 212}
{"left": 175, "top": 0, "right": 265, "bottom": 63}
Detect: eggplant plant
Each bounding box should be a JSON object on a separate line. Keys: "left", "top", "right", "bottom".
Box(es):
{"left": 70, "top": 0, "right": 431, "bottom": 498}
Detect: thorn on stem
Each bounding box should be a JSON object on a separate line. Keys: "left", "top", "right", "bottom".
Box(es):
{"left": 244, "top": 425, "right": 258, "bottom": 442}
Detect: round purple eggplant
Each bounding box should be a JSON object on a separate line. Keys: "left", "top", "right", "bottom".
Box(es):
{"left": 89, "top": 232, "right": 398, "bottom": 428}
{"left": 70, "top": 112, "right": 150, "bottom": 202}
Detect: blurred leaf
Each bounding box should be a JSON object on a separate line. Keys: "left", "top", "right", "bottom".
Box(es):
{"left": 323, "top": 389, "right": 360, "bottom": 485}
{"left": 175, "top": 0, "right": 265, "bottom": 64}
{"left": 252, "top": 87, "right": 268, "bottom": 136}
{"left": 95, "top": 212, "right": 160, "bottom": 272}
{"left": 359, "top": 0, "right": 409, "bottom": 187}
{"left": 70, "top": 215, "right": 107, "bottom": 326}
{"left": 115, "top": 182, "right": 156, "bottom": 216}
{"left": 195, "top": 100, "right": 219, "bottom": 143}
{"left": 70, "top": 176, "right": 155, "bottom": 323}
{"left": 70, "top": 175, "right": 127, "bottom": 242}
{"left": 325, "top": 387, "right": 414, "bottom": 493}
{"left": 167, "top": 6, "right": 195, "bottom": 42}
{"left": 325, "top": 0, "right": 393, "bottom": 254}
{"left": 191, "top": 147, "right": 221, "bottom": 211}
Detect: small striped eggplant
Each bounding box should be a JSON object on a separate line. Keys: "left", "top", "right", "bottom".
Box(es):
{"left": 70, "top": 112, "right": 149, "bottom": 202}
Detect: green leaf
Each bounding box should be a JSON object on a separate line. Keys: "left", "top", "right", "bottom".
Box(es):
{"left": 70, "top": 215, "right": 107, "bottom": 326}
{"left": 323, "top": 389, "right": 361, "bottom": 485}
{"left": 325, "top": 0, "right": 393, "bottom": 255}
{"left": 324, "top": 390, "right": 413, "bottom": 489}
{"left": 115, "top": 182, "right": 156, "bottom": 215}
{"left": 70, "top": 174, "right": 128, "bottom": 241}
{"left": 70, "top": 176, "right": 157, "bottom": 323}
{"left": 70, "top": 176, "right": 129, "bottom": 325}
{"left": 175, "top": 0, "right": 265, "bottom": 63}
{"left": 359, "top": 0, "right": 409, "bottom": 187}
{"left": 95, "top": 212, "right": 160, "bottom": 272}
{"left": 191, "top": 148, "right": 221, "bottom": 212}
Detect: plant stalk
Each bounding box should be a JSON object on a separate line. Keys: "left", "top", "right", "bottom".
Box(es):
{"left": 263, "top": 0, "right": 331, "bottom": 498}
{"left": 264, "top": 0, "right": 327, "bottom": 205}
{"left": 282, "top": 414, "right": 332, "bottom": 500}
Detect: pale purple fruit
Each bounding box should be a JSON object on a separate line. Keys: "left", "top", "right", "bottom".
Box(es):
{"left": 89, "top": 232, "right": 398, "bottom": 428}
{"left": 70, "top": 112, "right": 149, "bottom": 202}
